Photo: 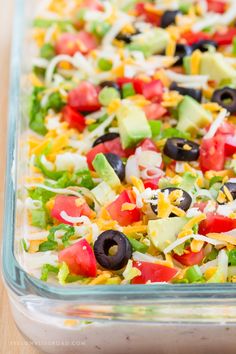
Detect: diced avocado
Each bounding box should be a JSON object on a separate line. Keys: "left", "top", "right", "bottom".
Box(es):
{"left": 117, "top": 105, "right": 152, "bottom": 148}
{"left": 158, "top": 172, "right": 197, "bottom": 193}
{"left": 179, "top": 172, "right": 198, "bottom": 193}
{"left": 92, "top": 181, "right": 117, "bottom": 205}
{"left": 200, "top": 52, "right": 236, "bottom": 82}
{"left": 128, "top": 28, "right": 170, "bottom": 57}
{"left": 183, "top": 56, "right": 191, "bottom": 74}
{"left": 177, "top": 95, "right": 212, "bottom": 133}
{"left": 92, "top": 153, "right": 121, "bottom": 189}
{"left": 148, "top": 217, "right": 189, "bottom": 252}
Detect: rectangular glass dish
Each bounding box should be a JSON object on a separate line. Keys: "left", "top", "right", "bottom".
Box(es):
{"left": 2, "top": 0, "right": 236, "bottom": 353}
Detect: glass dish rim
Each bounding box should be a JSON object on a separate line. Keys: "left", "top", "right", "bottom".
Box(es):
{"left": 2, "top": 0, "right": 236, "bottom": 302}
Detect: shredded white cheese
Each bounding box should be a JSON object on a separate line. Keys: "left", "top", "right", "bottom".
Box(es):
{"left": 204, "top": 109, "right": 228, "bottom": 140}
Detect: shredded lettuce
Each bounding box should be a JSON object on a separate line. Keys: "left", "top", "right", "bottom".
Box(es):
{"left": 41, "top": 263, "right": 59, "bottom": 281}
{"left": 29, "top": 87, "right": 48, "bottom": 135}
{"left": 45, "top": 169, "right": 94, "bottom": 189}
{"left": 31, "top": 208, "right": 48, "bottom": 229}
{"left": 87, "top": 114, "right": 108, "bottom": 132}
{"left": 122, "top": 260, "right": 141, "bottom": 283}
{"left": 39, "top": 224, "right": 75, "bottom": 252}
{"left": 28, "top": 186, "right": 55, "bottom": 204}
{"left": 35, "top": 155, "right": 65, "bottom": 180}
{"left": 33, "top": 18, "right": 74, "bottom": 30}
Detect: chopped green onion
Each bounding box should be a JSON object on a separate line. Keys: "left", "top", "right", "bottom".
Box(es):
{"left": 21, "top": 239, "right": 28, "bottom": 252}
{"left": 46, "top": 92, "right": 65, "bottom": 112}
{"left": 186, "top": 265, "right": 203, "bottom": 283}
{"left": 90, "top": 21, "right": 111, "bottom": 37}
{"left": 209, "top": 176, "right": 223, "bottom": 188}
{"left": 229, "top": 249, "right": 236, "bottom": 266}
{"left": 233, "top": 36, "right": 236, "bottom": 56}
{"left": 161, "top": 128, "right": 190, "bottom": 139}
{"left": 127, "top": 237, "right": 148, "bottom": 253}
{"left": 179, "top": 2, "right": 191, "bottom": 14}
{"left": 98, "top": 58, "right": 113, "bottom": 71}
{"left": 192, "top": 224, "right": 199, "bottom": 234}
{"left": 40, "top": 43, "right": 55, "bottom": 60}
{"left": 122, "top": 83, "right": 136, "bottom": 98}
{"left": 148, "top": 120, "right": 162, "bottom": 137}
{"left": 98, "top": 87, "right": 120, "bottom": 106}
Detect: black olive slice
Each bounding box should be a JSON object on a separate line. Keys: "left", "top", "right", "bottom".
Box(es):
{"left": 217, "top": 182, "right": 236, "bottom": 204}
{"left": 104, "top": 153, "right": 125, "bottom": 181}
{"left": 163, "top": 138, "right": 200, "bottom": 161}
{"left": 160, "top": 10, "right": 180, "bottom": 28}
{"left": 92, "top": 133, "right": 120, "bottom": 147}
{"left": 94, "top": 230, "right": 132, "bottom": 270}
{"left": 100, "top": 81, "right": 120, "bottom": 92}
{"left": 170, "top": 82, "right": 202, "bottom": 102}
{"left": 115, "top": 29, "right": 140, "bottom": 44}
{"left": 174, "top": 44, "right": 192, "bottom": 66}
{"left": 151, "top": 187, "right": 192, "bottom": 216}
{"left": 211, "top": 87, "right": 236, "bottom": 113}
{"left": 192, "top": 39, "right": 218, "bottom": 52}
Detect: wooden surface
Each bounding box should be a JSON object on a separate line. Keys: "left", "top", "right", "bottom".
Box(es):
{"left": 0, "top": 1, "right": 40, "bottom": 353}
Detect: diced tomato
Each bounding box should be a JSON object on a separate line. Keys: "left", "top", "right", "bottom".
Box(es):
{"left": 199, "top": 213, "right": 236, "bottom": 235}
{"left": 116, "top": 77, "right": 164, "bottom": 102}
{"left": 106, "top": 190, "right": 141, "bottom": 226}
{"left": 173, "top": 248, "right": 204, "bottom": 266}
{"left": 116, "top": 77, "right": 145, "bottom": 94}
{"left": 131, "top": 261, "right": 178, "bottom": 284}
{"left": 213, "top": 28, "right": 236, "bottom": 46}
{"left": 103, "top": 138, "right": 128, "bottom": 157}
{"left": 138, "top": 138, "right": 158, "bottom": 152}
{"left": 181, "top": 31, "right": 211, "bottom": 45}
{"left": 216, "top": 122, "right": 236, "bottom": 156}
{"left": 55, "top": 31, "right": 97, "bottom": 56}
{"left": 135, "top": 3, "right": 161, "bottom": 25}
{"left": 82, "top": 0, "right": 103, "bottom": 11}
{"left": 86, "top": 137, "right": 127, "bottom": 170}
{"left": 62, "top": 105, "right": 86, "bottom": 132}
{"left": 68, "top": 82, "right": 100, "bottom": 112}
{"left": 225, "top": 135, "right": 236, "bottom": 157}
{"left": 58, "top": 239, "right": 97, "bottom": 277}
{"left": 143, "top": 178, "right": 160, "bottom": 189}
{"left": 207, "top": 0, "right": 226, "bottom": 13}
{"left": 199, "top": 135, "right": 226, "bottom": 172}
{"left": 142, "top": 80, "right": 164, "bottom": 102}
{"left": 143, "top": 103, "right": 167, "bottom": 120}
{"left": 51, "top": 195, "right": 94, "bottom": 225}
{"left": 217, "top": 122, "right": 236, "bottom": 136}
{"left": 116, "top": 77, "right": 133, "bottom": 87}
{"left": 193, "top": 201, "right": 208, "bottom": 212}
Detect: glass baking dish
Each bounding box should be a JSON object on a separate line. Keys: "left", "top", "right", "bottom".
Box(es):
{"left": 2, "top": 0, "right": 236, "bottom": 353}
